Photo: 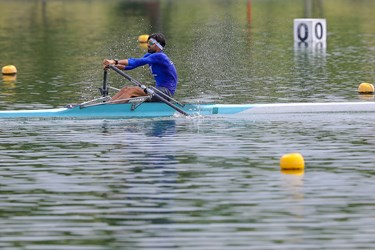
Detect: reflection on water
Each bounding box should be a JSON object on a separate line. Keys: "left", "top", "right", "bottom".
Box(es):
{"left": 294, "top": 41, "right": 326, "bottom": 50}
{"left": 1, "top": 114, "right": 375, "bottom": 249}
{"left": 1, "top": 0, "right": 375, "bottom": 249}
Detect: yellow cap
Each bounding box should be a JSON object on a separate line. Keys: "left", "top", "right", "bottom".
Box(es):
{"left": 2, "top": 65, "right": 17, "bottom": 75}
{"left": 138, "top": 34, "right": 149, "bottom": 43}
{"left": 358, "top": 83, "right": 374, "bottom": 94}
{"left": 280, "top": 153, "right": 305, "bottom": 171}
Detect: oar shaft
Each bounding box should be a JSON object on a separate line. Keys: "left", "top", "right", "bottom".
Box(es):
{"left": 143, "top": 87, "right": 189, "bottom": 116}
{"left": 150, "top": 86, "right": 185, "bottom": 107}
{"left": 108, "top": 65, "right": 189, "bottom": 116}
{"left": 100, "top": 69, "right": 109, "bottom": 97}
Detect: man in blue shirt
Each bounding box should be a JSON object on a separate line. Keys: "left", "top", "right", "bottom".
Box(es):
{"left": 103, "top": 33, "right": 178, "bottom": 102}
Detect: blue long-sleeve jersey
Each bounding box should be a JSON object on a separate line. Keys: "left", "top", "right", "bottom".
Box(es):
{"left": 125, "top": 52, "right": 178, "bottom": 95}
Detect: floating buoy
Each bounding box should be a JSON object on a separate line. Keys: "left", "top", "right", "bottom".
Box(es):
{"left": 280, "top": 153, "right": 305, "bottom": 175}
{"left": 358, "top": 83, "right": 374, "bottom": 94}
{"left": 138, "top": 34, "right": 149, "bottom": 43}
{"left": 2, "top": 74, "right": 17, "bottom": 83}
{"left": 2, "top": 65, "right": 17, "bottom": 75}
{"left": 138, "top": 42, "right": 148, "bottom": 51}
{"left": 281, "top": 168, "right": 304, "bottom": 175}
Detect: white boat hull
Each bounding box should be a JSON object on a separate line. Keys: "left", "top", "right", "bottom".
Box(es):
{"left": 0, "top": 102, "right": 374, "bottom": 119}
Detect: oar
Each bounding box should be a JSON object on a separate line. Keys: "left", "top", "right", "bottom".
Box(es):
{"left": 99, "top": 69, "right": 109, "bottom": 97}
{"left": 108, "top": 65, "right": 189, "bottom": 116}
{"left": 150, "top": 86, "right": 185, "bottom": 107}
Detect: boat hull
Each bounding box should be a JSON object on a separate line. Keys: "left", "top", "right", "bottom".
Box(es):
{"left": 0, "top": 102, "right": 374, "bottom": 119}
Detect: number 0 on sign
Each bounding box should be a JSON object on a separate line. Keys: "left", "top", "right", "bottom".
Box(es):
{"left": 294, "top": 19, "right": 326, "bottom": 43}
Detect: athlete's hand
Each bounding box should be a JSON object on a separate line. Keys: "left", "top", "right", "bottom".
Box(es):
{"left": 103, "top": 59, "right": 114, "bottom": 68}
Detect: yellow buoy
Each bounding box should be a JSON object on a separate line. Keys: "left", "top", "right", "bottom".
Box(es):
{"left": 280, "top": 168, "right": 304, "bottom": 176}
{"left": 2, "top": 65, "right": 17, "bottom": 75}
{"left": 280, "top": 153, "right": 305, "bottom": 174}
{"left": 358, "top": 83, "right": 374, "bottom": 94}
{"left": 2, "top": 74, "right": 17, "bottom": 83}
{"left": 138, "top": 34, "right": 149, "bottom": 43}
{"left": 138, "top": 42, "right": 148, "bottom": 51}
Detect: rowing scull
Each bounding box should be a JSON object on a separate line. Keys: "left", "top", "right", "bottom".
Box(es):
{"left": 0, "top": 101, "right": 373, "bottom": 119}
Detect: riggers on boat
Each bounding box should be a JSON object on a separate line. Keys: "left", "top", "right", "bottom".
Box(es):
{"left": 0, "top": 101, "right": 375, "bottom": 119}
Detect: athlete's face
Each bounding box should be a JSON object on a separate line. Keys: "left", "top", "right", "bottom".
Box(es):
{"left": 147, "top": 39, "right": 157, "bottom": 53}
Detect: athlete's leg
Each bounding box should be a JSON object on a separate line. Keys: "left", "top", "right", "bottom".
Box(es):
{"left": 111, "top": 86, "right": 147, "bottom": 103}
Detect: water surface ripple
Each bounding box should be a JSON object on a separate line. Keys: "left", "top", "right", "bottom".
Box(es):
{"left": 1, "top": 115, "right": 375, "bottom": 249}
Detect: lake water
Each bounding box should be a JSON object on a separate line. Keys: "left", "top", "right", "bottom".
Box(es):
{"left": 1, "top": 0, "right": 375, "bottom": 249}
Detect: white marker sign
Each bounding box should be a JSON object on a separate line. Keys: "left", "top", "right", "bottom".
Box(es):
{"left": 294, "top": 18, "right": 326, "bottom": 43}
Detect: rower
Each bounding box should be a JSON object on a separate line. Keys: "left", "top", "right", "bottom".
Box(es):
{"left": 103, "top": 33, "right": 178, "bottom": 104}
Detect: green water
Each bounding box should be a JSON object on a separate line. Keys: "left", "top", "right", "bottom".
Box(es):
{"left": 1, "top": 0, "right": 374, "bottom": 107}
{"left": 0, "top": 0, "right": 375, "bottom": 249}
